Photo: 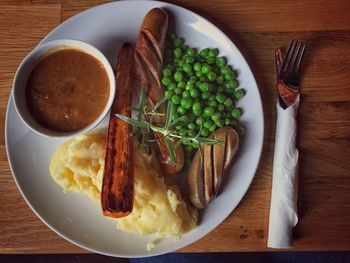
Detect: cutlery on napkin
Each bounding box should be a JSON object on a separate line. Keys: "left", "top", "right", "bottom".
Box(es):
{"left": 268, "top": 42, "right": 306, "bottom": 249}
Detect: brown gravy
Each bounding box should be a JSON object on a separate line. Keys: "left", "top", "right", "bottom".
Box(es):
{"left": 26, "top": 48, "right": 110, "bottom": 132}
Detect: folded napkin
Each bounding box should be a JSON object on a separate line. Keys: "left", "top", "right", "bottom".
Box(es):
{"left": 267, "top": 94, "right": 299, "bottom": 248}
{"left": 268, "top": 47, "right": 300, "bottom": 248}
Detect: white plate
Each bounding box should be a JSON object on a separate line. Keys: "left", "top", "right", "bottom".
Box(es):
{"left": 5, "top": 0, "right": 264, "bottom": 258}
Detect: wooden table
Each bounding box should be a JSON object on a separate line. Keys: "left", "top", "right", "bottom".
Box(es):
{"left": 1, "top": 0, "right": 349, "bottom": 254}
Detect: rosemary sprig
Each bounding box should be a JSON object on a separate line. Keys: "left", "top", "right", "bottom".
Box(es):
{"left": 116, "top": 87, "right": 223, "bottom": 164}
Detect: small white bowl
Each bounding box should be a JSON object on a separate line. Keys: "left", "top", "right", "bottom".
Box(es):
{"left": 12, "top": 39, "right": 115, "bottom": 138}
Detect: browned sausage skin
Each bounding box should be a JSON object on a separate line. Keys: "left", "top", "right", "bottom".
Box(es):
{"left": 134, "top": 8, "right": 185, "bottom": 174}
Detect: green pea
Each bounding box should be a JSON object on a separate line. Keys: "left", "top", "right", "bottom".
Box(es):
{"left": 237, "top": 125, "right": 246, "bottom": 136}
{"left": 211, "top": 112, "right": 221, "bottom": 122}
{"left": 171, "top": 95, "right": 181, "bottom": 105}
{"left": 220, "top": 65, "right": 230, "bottom": 75}
{"left": 203, "top": 119, "right": 214, "bottom": 129}
{"left": 209, "top": 95, "right": 216, "bottom": 101}
{"left": 215, "top": 119, "right": 223, "bottom": 128}
{"left": 174, "top": 87, "right": 182, "bottom": 95}
{"left": 203, "top": 106, "right": 215, "bottom": 117}
{"left": 199, "top": 83, "right": 210, "bottom": 92}
{"left": 193, "top": 62, "right": 202, "bottom": 72}
{"left": 173, "top": 47, "right": 182, "bottom": 58}
{"left": 216, "top": 75, "right": 225, "bottom": 85}
{"left": 178, "top": 60, "right": 185, "bottom": 67}
{"left": 192, "top": 101, "right": 202, "bottom": 113}
{"left": 176, "top": 125, "right": 182, "bottom": 130}
{"left": 208, "top": 48, "right": 218, "bottom": 57}
{"left": 165, "top": 90, "right": 174, "bottom": 100}
{"left": 207, "top": 57, "right": 216, "bottom": 65}
{"left": 224, "top": 118, "right": 231, "bottom": 126}
{"left": 189, "top": 76, "right": 198, "bottom": 83}
{"left": 201, "top": 92, "right": 210, "bottom": 100}
{"left": 227, "top": 79, "right": 238, "bottom": 89}
{"left": 226, "top": 104, "right": 234, "bottom": 111}
{"left": 208, "top": 123, "right": 216, "bottom": 132}
{"left": 178, "top": 81, "right": 186, "bottom": 89}
{"left": 218, "top": 104, "right": 225, "bottom": 112}
{"left": 183, "top": 63, "right": 192, "bottom": 73}
{"left": 186, "top": 83, "right": 194, "bottom": 91}
{"left": 216, "top": 57, "right": 226, "bottom": 67}
{"left": 224, "top": 72, "right": 233, "bottom": 81}
{"left": 216, "top": 93, "right": 225, "bottom": 104}
{"left": 187, "top": 130, "right": 196, "bottom": 137}
{"left": 195, "top": 71, "right": 203, "bottom": 78}
{"left": 193, "top": 110, "right": 201, "bottom": 117}
{"left": 209, "top": 100, "right": 218, "bottom": 107}
{"left": 201, "top": 63, "right": 211, "bottom": 74}
{"left": 207, "top": 72, "right": 217, "bottom": 81}
{"left": 224, "top": 98, "right": 233, "bottom": 107}
{"left": 195, "top": 117, "right": 203, "bottom": 126}
{"left": 189, "top": 88, "right": 199, "bottom": 98}
{"left": 186, "top": 48, "right": 196, "bottom": 57}
{"left": 185, "top": 57, "right": 195, "bottom": 64}
{"left": 199, "top": 48, "right": 209, "bottom": 57}
{"left": 177, "top": 105, "right": 186, "bottom": 115}
{"left": 178, "top": 128, "right": 187, "bottom": 136}
{"left": 234, "top": 89, "right": 246, "bottom": 100}
{"left": 201, "top": 128, "right": 210, "bottom": 137}
{"left": 162, "top": 77, "right": 171, "bottom": 86}
{"left": 182, "top": 90, "right": 190, "bottom": 98}
{"left": 163, "top": 68, "right": 171, "bottom": 77}
{"left": 226, "top": 87, "right": 236, "bottom": 94}
{"left": 167, "top": 83, "right": 176, "bottom": 90}
{"left": 181, "top": 97, "right": 193, "bottom": 109}
{"left": 174, "top": 71, "right": 184, "bottom": 82}
{"left": 187, "top": 123, "right": 196, "bottom": 130}
{"left": 231, "top": 108, "right": 242, "bottom": 118}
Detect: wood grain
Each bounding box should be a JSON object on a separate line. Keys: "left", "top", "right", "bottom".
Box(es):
{"left": 0, "top": 0, "right": 349, "bottom": 254}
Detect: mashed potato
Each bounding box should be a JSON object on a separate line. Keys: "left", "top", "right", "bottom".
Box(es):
{"left": 50, "top": 131, "right": 197, "bottom": 241}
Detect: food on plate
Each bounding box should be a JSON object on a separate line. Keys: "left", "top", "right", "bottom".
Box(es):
{"left": 49, "top": 131, "right": 198, "bottom": 240}
{"left": 101, "top": 43, "right": 134, "bottom": 218}
{"left": 162, "top": 34, "right": 246, "bottom": 158}
{"left": 115, "top": 8, "right": 246, "bottom": 209}
{"left": 187, "top": 127, "right": 239, "bottom": 209}
{"left": 26, "top": 49, "right": 110, "bottom": 132}
{"left": 134, "top": 8, "right": 185, "bottom": 174}
{"left": 49, "top": 7, "right": 245, "bottom": 245}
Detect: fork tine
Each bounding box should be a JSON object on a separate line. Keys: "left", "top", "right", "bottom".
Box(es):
{"left": 294, "top": 42, "right": 307, "bottom": 74}
{"left": 289, "top": 41, "right": 302, "bottom": 73}
{"left": 281, "top": 40, "right": 296, "bottom": 72}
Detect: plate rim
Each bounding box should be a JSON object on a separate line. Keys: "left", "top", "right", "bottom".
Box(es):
{"left": 5, "top": 0, "right": 264, "bottom": 257}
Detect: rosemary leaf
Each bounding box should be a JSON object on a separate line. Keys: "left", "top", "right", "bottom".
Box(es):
{"left": 115, "top": 113, "right": 149, "bottom": 129}
{"left": 165, "top": 101, "right": 174, "bottom": 129}
{"left": 165, "top": 137, "right": 178, "bottom": 164}
{"left": 197, "top": 137, "right": 224, "bottom": 145}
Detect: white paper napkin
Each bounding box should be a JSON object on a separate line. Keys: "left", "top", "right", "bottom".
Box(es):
{"left": 267, "top": 95, "right": 300, "bottom": 248}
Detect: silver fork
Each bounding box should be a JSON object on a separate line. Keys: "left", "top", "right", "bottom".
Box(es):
{"left": 279, "top": 40, "right": 307, "bottom": 87}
